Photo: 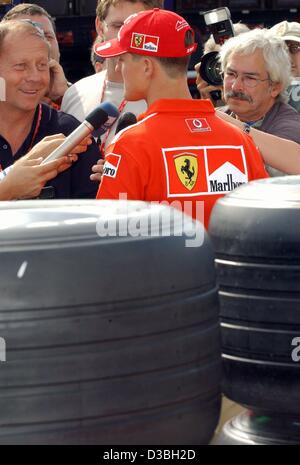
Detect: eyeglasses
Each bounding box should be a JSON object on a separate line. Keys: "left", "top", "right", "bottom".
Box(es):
{"left": 287, "top": 43, "right": 300, "bottom": 55}
{"left": 223, "top": 70, "right": 271, "bottom": 88}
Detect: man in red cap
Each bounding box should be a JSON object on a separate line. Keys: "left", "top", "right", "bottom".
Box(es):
{"left": 95, "top": 8, "right": 268, "bottom": 228}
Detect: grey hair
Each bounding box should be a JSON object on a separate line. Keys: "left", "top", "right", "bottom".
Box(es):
{"left": 218, "top": 28, "right": 291, "bottom": 102}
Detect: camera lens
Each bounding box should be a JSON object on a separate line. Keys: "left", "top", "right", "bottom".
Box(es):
{"left": 199, "top": 51, "right": 223, "bottom": 86}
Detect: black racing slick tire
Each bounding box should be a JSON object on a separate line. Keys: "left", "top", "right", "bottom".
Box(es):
{"left": 0, "top": 199, "right": 221, "bottom": 445}
{"left": 209, "top": 176, "right": 300, "bottom": 415}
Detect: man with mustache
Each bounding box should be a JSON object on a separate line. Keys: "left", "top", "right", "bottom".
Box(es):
{"left": 219, "top": 28, "right": 300, "bottom": 140}
{"left": 194, "top": 22, "right": 249, "bottom": 105}
{"left": 217, "top": 27, "right": 300, "bottom": 176}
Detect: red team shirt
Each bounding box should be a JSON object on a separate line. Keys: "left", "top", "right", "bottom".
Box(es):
{"left": 97, "top": 99, "right": 268, "bottom": 228}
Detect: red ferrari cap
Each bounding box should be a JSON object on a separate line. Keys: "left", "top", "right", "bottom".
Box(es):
{"left": 95, "top": 8, "right": 197, "bottom": 58}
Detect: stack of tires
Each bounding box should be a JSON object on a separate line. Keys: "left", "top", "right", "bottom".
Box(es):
{"left": 209, "top": 177, "right": 300, "bottom": 445}
{"left": 0, "top": 199, "right": 221, "bottom": 444}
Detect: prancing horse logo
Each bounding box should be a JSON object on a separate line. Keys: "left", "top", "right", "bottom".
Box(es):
{"left": 134, "top": 34, "right": 143, "bottom": 47}
{"left": 174, "top": 153, "right": 198, "bottom": 191}
{"left": 181, "top": 159, "right": 195, "bottom": 185}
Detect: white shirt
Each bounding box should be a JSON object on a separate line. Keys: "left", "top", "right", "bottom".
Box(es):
{"left": 61, "top": 70, "right": 147, "bottom": 148}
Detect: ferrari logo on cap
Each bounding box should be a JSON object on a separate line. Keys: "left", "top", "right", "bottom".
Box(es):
{"left": 175, "top": 154, "right": 198, "bottom": 190}
{"left": 132, "top": 33, "right": 144, "bottom": 48}
{"left": 131, "top": 33, "right": 159, "bottom": 52}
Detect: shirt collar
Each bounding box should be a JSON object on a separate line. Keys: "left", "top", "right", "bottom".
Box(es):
{"left": 138, "top": 98, "right": 215, "bottom": 121}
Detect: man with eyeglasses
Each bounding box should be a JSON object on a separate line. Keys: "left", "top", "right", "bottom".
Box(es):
{"left": 61, "top": 0, "right": 162, "bottom": 157}
{"left": 216, "top": 27, "right": 300, "bottom": 176}
{"left": 271, "top": 21, "right": 300, "bottom": 113}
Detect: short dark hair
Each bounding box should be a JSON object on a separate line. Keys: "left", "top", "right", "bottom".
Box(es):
{"left": 153, "top": 30, "right": 195, "bottom": 77}
{"left": 96, "top": 0, "right": 163, "bottom": 21}
{"left": 2, "top": 3, "right": 56, "bottom": 33}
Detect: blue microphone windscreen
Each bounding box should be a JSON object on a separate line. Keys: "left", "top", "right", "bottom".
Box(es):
{"left": 86, "top": 102, "right": 119, "bottom": 129}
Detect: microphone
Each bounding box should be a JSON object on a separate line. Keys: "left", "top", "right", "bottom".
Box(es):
{"left": 41, "top": 102, "right": 119, "bottom": 164}
{"left": 115, "top": 112, "right": 137, "bottom": 134}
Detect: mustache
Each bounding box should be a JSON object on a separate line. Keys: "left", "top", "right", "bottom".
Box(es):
{"left": 225, "top": 91, "right": 253, "bottom": 103}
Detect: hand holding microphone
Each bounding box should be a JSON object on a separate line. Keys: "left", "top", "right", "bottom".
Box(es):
{"left": 42, "top": 102, "right": 119, "bottom": 165}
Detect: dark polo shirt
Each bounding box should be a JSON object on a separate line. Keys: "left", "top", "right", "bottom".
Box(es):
{"left": 0, "top": 103, "right": 100, "bottom": 198}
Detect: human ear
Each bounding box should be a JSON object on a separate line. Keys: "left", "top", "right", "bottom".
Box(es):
{"left": 270, "top": 81, "right": 283, "bottom": 99}
{"left": 95, "top": 17, "right": 104, "bottom": 38}
{"left": 143, "top": 57, "right": 154, "bottom": 78}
